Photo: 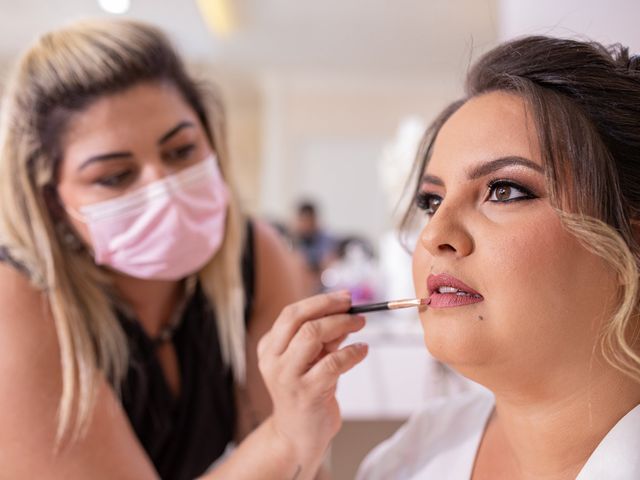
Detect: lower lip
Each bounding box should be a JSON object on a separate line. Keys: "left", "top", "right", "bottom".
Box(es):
{"left": 428, "top": 293, "right": 484, "bottom": 308}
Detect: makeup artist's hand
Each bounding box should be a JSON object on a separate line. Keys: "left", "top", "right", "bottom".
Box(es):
{"left": 257, "top": 290, "right": 368, "bottom": 478}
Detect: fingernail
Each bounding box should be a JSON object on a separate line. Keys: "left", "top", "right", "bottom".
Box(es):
{"left": 334, "top": 289, "right": 351, "bottom": 299}
{"left": 352, "top": 342, "right": 368, "bottom": 351}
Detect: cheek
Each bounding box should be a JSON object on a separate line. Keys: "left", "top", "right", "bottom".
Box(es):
{"left": 412, "top": 236, "right": 430, "bottom": 298}
{"left": 483, "top": 216, "right": 615, "bottom": 358}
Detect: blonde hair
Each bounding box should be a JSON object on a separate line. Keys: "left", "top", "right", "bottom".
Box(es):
{"left": 558, "top": 212, "right": 640, "bottom": 381}
{"left": 0, "top": 19, "right": 247, "bottom": 444}
{"left": 402, "top": 36, "right": 640, "bottom": 384}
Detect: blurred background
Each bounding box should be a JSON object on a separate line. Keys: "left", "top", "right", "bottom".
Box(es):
{"left": 1, "top": 1, "right": 638, "bottom": 477}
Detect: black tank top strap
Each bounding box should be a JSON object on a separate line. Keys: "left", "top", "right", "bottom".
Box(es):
{"left": 242, "top": 219, "right": 256, "bottom": 325}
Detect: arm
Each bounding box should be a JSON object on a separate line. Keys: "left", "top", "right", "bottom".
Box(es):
{"left": 235, "top": 220, "right": 334, "bottom": 479}
{"left": 0, "top": 264, "right": 158, "bottom": 479}
{"left": 234, "top": 220, "right": 306, "bottom": 439}
{"left": 205, "top": 290, "right": 368, "bottom": 480}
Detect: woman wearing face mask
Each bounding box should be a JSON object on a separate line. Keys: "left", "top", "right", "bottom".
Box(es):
{"left": 0, "top": 19, "right": 367, "bottom": 479}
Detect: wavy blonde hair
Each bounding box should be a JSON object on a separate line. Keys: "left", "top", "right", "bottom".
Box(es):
{"left": 0, "top": 19, "right": 247, "bottom": 444}
{"left": 402, "top": 36, "right": 640, "bottom": 383}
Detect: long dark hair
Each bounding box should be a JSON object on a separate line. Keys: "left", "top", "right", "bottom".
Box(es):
{"left": 402, "top": 36, "right": 640, "bottom": 382}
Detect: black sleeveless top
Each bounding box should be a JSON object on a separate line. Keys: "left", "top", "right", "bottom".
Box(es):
{"left": 0, "top": 221, "right": 256, "bottom": 480}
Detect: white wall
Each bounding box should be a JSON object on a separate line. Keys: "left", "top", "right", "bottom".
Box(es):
{"left": 178, "top": 64, "right": 264, "bottom": 214}
{"left": 258, "top": 71, "right": 464, "bottom": 240}
{"left": 499, "top": 0, "right": 640, "bottom": 49}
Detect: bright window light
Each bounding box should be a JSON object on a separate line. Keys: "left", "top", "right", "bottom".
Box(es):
{"left": 98, "top": 0, "right": 131, "bottom": 15}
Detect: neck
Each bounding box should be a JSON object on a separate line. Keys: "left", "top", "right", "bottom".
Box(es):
{"left": 490, "top": 365, "right": 640, "bottom": 479}
{"left": 112, "top": 272, "right": 184, "bottom": 337}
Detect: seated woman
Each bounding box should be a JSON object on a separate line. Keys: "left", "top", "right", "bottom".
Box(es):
{"left": 0, "top": 19, "right": 366, "bottom": 479}
{"left": 354, "top": 36, "right": 640, "bottom": 479}
{"left": 261, "top": 35, "right": 640, "bottom": 479}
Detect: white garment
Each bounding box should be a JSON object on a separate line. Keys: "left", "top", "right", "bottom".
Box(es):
{"left": 356, "top": 388, "right": 640, "bottom": 479}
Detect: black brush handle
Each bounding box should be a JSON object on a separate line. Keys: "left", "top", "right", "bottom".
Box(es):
{"left": 347, "top": 302, "right": 389, "bottom": 314}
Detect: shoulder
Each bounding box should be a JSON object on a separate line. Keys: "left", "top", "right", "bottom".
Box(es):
{"left": 251, "top": 220, "right": 295, "bottom": 271}
{"left": 0, "top": 261, "right": 53, "bottom": 357}
{"left": 234, "top": 221, "right": 307, "bottom": 437}
{"left": 251, "top": 219, "right": 306, "bottom": 313}
{"left": 0, "top": 265, "right": 60, "bottom": 425}
{"left": 243, "top": 218, "right": 307, "bottom": 354}
{"left": 356, "top": 387, "right": 494, "bottom": 480}
{"left": 0, "top": 263, "right": 63, "bottom": 470}
{"left": 0, "top": 264, "right": 156, "bottom": 478}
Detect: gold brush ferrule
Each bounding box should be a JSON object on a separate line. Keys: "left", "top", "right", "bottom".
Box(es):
{"left": 387, "top": 298, "right": 422, "bottom": 309}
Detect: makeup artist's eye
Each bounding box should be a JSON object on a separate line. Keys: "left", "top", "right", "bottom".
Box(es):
{"left": 487, "top": 180, "right": 536, "bottom": 203}
{"left": 416, "top": 192, "right": 442, "bottom": 215}
{"left": 164, "top": 143, "right": 196, "bottom": 162}
{"left": 95, "top": 170, "right": 134, "bottom": 188}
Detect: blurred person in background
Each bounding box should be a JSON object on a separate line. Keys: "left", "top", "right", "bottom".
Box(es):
{"left": 292, "top": 200, "right": 338, "bottom": 286}
{"left": 0, "top": 18, "right": 359, "bottom": 480}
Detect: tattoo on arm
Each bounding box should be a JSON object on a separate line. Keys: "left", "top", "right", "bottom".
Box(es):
{"left": 291, "top": 465, "right": 302, "bottom": 480}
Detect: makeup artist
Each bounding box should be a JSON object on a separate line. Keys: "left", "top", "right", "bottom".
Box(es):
{"left": 0, "top": 18, "right": 366, "bottom": 480}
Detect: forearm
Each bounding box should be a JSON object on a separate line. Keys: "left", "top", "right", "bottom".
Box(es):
{"left": 209, "top": 291, "right": 366, "bottom": 480}
{"left": 201, "top": 416, "right": 324, "bottom": 480}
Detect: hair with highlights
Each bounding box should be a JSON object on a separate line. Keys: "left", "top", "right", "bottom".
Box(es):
{"left": 402, "top": 36, "right": 640, "bottom": 384}
{"left": 0, "top": 19, "right": 247, "bottom": 444}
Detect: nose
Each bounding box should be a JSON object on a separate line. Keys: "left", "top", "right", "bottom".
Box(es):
{"left": 144, "top": 161, "right": 170, "bottom": 183}
{"left": 418, "top": 203, "right": 474, "bottom": 259}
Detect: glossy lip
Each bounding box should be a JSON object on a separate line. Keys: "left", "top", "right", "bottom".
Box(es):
{"left": 427, "top": 273, "right": 484, "bottom": 309}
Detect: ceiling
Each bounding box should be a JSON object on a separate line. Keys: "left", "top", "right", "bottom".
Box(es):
{"left": 0, "top": 0, "right": 499, "bottom": 74}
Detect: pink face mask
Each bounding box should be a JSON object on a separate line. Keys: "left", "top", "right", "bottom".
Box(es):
{"left": 70, "top": 155, "right": 229, "bottom": 280}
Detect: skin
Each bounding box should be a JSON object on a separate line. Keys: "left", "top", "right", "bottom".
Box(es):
{"left": 412, "top": 91, "right": 640, "bottom": 479}
{"left": 0, "top": 81, "right": 365, "bottom": 479}
{"left": 58, "top": 81, "right": 214, "bottom": 399}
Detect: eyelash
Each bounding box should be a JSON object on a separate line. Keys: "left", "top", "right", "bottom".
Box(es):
{"left": 96, "top": 171, "right": 133, "bottom": 188}
{"left": 416, "top": 179, "right": 537, "bottom": 215}
{"left": 164, "top": 143, "right": 196, "bottom": 162}
{"left": 94, "top": 144, "right": 198, "bottom": 188}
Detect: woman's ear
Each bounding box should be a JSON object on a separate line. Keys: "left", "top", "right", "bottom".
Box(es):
{"left": 42, "top": 184, "right": 85, "bottom": 252}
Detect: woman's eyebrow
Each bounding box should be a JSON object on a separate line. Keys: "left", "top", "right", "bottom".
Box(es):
{"left": 78, "top": 152, "right": 132, "bottom": 172}
{"left": 421, "top": 156, "right": 543, "bottom": 186}
{"left": 421, "top": 174, "right": 444, "bottom": 186}
{"left": 466, "top": 156, "right": 543, "bottom": 179}
{"left": 157, "top": 121, "right": 195, "bottom": 145}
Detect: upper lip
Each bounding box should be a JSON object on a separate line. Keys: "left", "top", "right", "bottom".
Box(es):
{"left": 427, "top": 273, "right": 482, "bottom": 297}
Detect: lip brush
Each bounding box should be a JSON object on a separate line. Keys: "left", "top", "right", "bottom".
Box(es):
{"left": 347, "top": 297, "right": 430, "bottom": 314}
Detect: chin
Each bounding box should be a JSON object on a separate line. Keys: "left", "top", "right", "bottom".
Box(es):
{"left": 420, "top": 309, "right": 493, "bottom": 369}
